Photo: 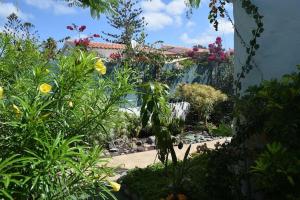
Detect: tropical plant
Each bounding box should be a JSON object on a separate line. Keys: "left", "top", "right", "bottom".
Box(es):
{"left": 168, "top": 144, "right": 192, "bottom": 199}
{"left": 140, "top": 82, "right": 177, "bottom": 166}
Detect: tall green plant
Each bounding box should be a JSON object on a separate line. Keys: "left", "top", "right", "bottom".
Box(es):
{"left": 140, "top": 82, "right": 177, "bottom": 165}
{"left": 0, "top": 22, "right": 133, "bottom": 198}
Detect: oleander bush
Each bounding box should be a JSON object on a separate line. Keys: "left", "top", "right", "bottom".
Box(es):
{"left": 0, "top": 27, "right": 133, "bottom": 198}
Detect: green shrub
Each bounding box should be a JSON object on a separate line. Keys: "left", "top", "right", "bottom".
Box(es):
{"left": 235, "top": 66, "right": 300, "bottom": 199}
{"left": 176, "top": 83, "right": 227, "bottom": 125}
{"left": 120, "top": 142, "right": 240, "bottom": 200}
{"left": 120, "top": 164, "right": 170, "bottom": 200}
{"left": 211, "top": 122, "right": 233, "bottom": 137}
{"left": 251, "top": 142, "right": 300, "bottom": 200}
{"left": 0, "top": 27, "right": 134, "bottom": 198}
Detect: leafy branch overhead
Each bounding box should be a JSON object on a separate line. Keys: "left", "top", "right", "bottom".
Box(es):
{"left": 64, "top": 0, "right": 119, "bottom": 18}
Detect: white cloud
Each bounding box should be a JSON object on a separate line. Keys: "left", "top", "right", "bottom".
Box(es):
{"left": 218, "top": 18, "right": 234, "bottom": 34}
{"left": 186, "top": 21, "right": 196, "bottom": 28}
{"left": 24, "top": 0, "right": 76, "bottom": 15}
{"left": 180, "top": 32, "right": 215, "bottom": 46}
{"left": 143, "top": 12, "right": 173, "bottom": 31}
{"left": 0, "top": 2, "right": 32, "bottom": 20}
{"left": 141, "top": 0, "right": 187, "bottom": 31}
{"left": 141, "top": 0, "right": 165, "bottom": 12}
{"left": 180, "top": 19, "right": 234, "bottom": 46}
{"left": 165, "top": 0, "right": 186, "bottom": 16}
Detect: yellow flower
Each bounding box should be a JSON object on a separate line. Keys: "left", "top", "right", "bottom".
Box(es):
{"left": 95, "top": 59, "right": 107, "bottom": 75}
{"left": 109, "top": 181, "right": 121, "bottom": 192}
{"left": 39, "top": 83, "right": 52, "bottom": 94}
{"left": 0, "top": 86, "right": 3, "bottom": 99}
{"left": 13, "top": 104, "right": 21, "bottom": 114}
{"left": 68, "top": 101, "right": 74, "bottom": 108}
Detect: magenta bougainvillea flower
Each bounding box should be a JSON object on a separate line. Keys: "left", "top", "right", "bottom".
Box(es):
{"left": 207, "top": 37, "right": 229, "bottom": 63}
{"left": 216, "top": 37, "right": 222, "bottom": 45}
{"left": 66, "top": 24, "right": 100, "bottom": 48}
{"left": 78, "top": 25, "right": 86, "bottom": 32}
{"left": 193, "top": 47, "right": 199, "bottom": 52}
{"left": 74, "top": 38, "right": 90, "bottom": 47}
{"left": 187, "top": 50, "right": 195, "bottom": 58}
{"left": 109, "top": 53, "right": 122, "bottom": 60}
{"left": 66, "top": 25, "right": 74, "bottom": 30}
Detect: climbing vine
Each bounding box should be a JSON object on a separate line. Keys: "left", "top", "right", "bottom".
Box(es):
{"left": 205, "top": 0, "right": 264, "bottom": 94}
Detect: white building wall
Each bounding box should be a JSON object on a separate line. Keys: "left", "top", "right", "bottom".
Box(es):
{"left": 233, "top": 0, "right": 300, "bottom": 91}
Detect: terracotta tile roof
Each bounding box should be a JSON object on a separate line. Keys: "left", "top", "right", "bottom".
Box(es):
{"left": 161, "top": 45, "right": 209, "bottom": 54}
{"left": 65, "top": 40, "right": 209, "bottom": 56}
{"left": 87, "top": 42, "right": 126, "bottom": 49}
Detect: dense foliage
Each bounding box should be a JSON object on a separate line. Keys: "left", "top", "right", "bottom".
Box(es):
{"left": 0, "top": 16, "right": 133, "bottom": 198}
{"left": 235, "top": 66, "right": 300, "bottom": 199}
{"left": 121, "top": 66, "right": 300, "bottom": 200}
{"left": 120, "top": 142, "right": 239, "bottom": 200}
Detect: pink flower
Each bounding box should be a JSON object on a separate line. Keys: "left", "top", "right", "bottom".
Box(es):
{"left": 208, "top": 54, "right": 216, "bottom": 61}
{"left": 110, "top": 53, "right": 121, "bottom": 60}
{"left": 74, "top": 39, "right": 79, "bottom": 46}
{"left": 79, "top": 25, "right": 86, "bottom": 32}
{"left": 74, "top": 38, "right": 90, "bottom": 47}
{"left": 82, "top": 38, "right": 90, "bottom": 46}
{"left": 193, "top": 47, "right": 199, "bottom": 52}
{"left": 220, "top": 54, "right": 226, "bottom": 60}
{"left": 187, "top": 50, "right": 195, "bottom": 58}
{"left": 67, "top": 25, "right": 74, "bottom": 30}
{"left": 93, "top": 34, "right": 100, "bottom": 38}
{"left": 216, "top": 37, "right": 222, "bottom": 45}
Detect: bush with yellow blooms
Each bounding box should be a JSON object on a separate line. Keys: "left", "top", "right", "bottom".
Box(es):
{"left": 0, "top": 24, "right": 134, "bottom": 199}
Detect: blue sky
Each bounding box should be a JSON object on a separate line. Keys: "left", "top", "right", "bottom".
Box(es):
{"left": 0, "top": 0, "right": 234, "bottom": 49}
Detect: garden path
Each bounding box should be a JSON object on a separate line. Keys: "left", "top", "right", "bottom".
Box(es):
{"left": 108, "top": 137, "right": 231, "bottom": 169}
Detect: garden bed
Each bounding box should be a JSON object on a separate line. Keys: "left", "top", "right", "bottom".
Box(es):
{"left": 104, "top": 131, "right": 224, "bottom": 157}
